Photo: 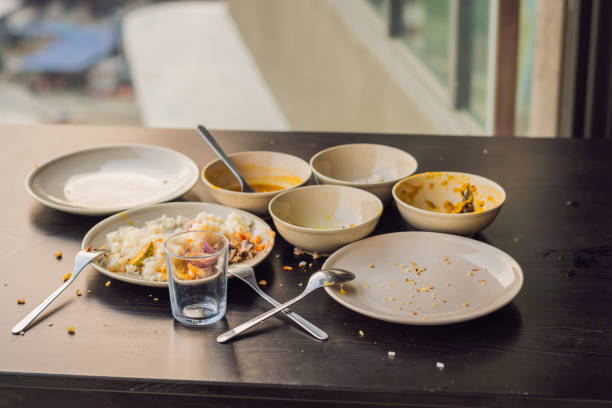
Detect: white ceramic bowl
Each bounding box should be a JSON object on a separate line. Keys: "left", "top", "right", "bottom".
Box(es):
{"left": 201, "top": 151, "right": 311, "bottom": 215}
{"left": 268, "top": 185, "right": 383, "bottom": 253}
{"left": 392, "top": 172, "right": 506, "bottom": 236}
{"left": 309, "top": 143, "right": 418, "bottom": 204}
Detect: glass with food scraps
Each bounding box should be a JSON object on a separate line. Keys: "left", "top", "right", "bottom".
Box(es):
{"left": 163, "top": 231, "right": 229, "bottom": 326}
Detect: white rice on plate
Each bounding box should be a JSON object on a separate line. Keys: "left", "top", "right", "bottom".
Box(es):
{"left": 100, "top": 211, "right": 270, "bottom": 282}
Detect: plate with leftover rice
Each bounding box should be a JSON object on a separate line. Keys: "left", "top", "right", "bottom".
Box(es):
{"left": 82, "top": 202, "right": 275, "bottom": 287}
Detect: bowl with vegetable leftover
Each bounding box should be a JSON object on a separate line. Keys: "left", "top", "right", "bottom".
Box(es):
{"left": 202, "top": 151, "right": 311, "bottom": 215}
{"left": 392, "top": 172, "right": 506, "bottom": 236}
{"left": 309, "top": 144, "right": 418, "bottom": 204}
{"left": 268, "top": 185, "right": 383, "bottom": 253}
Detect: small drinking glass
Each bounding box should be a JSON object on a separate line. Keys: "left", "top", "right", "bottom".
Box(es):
{"left": 163, "top": 231, "right": 229, "bottom": 326}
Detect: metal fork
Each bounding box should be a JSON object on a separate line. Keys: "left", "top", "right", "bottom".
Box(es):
{"left": 12, "top": 249, "right": 108, "bottom": 334}
{"left": 229, "top": 265, "right": 328, "bottom": 341}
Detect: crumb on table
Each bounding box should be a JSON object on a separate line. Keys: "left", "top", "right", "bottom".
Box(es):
{"left": 105, "top": 281, "right": 111, "bottom": 287}
{"left": 17, "top": 299, "right": 25, "bottom": 305}
{"left": 67, "top": 326, "right": 75, "bottom": 335}
{"left": 55, "top": 250, "right": 62, "bottom": 260}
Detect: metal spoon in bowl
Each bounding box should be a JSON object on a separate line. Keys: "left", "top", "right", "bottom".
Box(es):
{"left": 197, "top": 124, "right": 255, "bottom": 193}
{"left": 217, "top": 268, "right": 355, "bottom": 343}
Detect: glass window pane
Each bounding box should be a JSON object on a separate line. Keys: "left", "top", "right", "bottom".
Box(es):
{"left": 467, "top": 0, "right": 490, "bottom": 125}
{"left": 365, "top": 0, "right": 385, "bottom": 15}
{"left": 400, "top": 0, "right": 450, "bottom": 88}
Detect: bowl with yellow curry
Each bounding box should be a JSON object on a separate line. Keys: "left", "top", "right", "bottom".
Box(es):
{"left": 201, "top": 151, "right": 311, "bottom": 215}
{"left": 392, "top": 172, "right": 506, "bottom": 236}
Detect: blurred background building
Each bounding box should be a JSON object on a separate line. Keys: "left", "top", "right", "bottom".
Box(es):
{"left": 0, "top": 0, "right": 610, "bottom": 138}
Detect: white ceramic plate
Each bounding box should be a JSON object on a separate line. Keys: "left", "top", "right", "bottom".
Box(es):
{"left": 323, "top": 232, "right": 523, "bottom": 325}
{"left": 26, "top": 145, "right": 199, "bottom": 215}
{"left": 81, "top": 202, "right": 275, "bottom": 287}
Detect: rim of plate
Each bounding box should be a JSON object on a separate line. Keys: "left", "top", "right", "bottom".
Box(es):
{"left": 81, "top": 201, "right": 275, "bottom": 287}
{"left": 322, "top": 231, "right": 523, "bottom": 325}
{"left": 25, "top": 144, "right": 200, "bottom": 216}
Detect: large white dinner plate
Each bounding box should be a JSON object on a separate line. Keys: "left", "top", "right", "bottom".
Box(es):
{"left": 81, "top": 202, "right": 275, "bottom": 287}
{"left": 26, "top": 145, "right": 199, "bottom": 215}
{"left": 323, "top": 232, "right": 523, "bottom": 325}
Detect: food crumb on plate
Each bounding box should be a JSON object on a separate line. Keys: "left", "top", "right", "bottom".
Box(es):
{"left": 463, "top": 302, "right": 469, "bottom": 307}
{"left": 48, "top": 323, "right": 53, "bottom": 327}
{"left": 477, "top": 279, "right": 487, "bottom": 285}
{"left": 298, "top": 282, "right": 303, "bottom": 287}
{"left": 67, "top": 326, "right": 75, "bottom": 335}
{"left": 55, "top": 250, "right": 62, "bottom": 260}
{"left": 17, "top": 299, "right": 25, "bottom": 304}
{"left": 85, "top": 245, "right": 92, "bottom": 252}
{"left": 467, "top": 271, "right": 474, "bottom": 277}
{"left": 63, "top": 273, "right": 72, "bottom": 282}
{"left": 368, "top": 264, "right": 375, "bottom": 268}
{"left": 105, "top": 281, "right": 111, "bottom": 287}
{"left": 76, "top": 289, "right": 82, "bottom": 296}
{"left": 358, "top": 330, "right": 364, "bottom": 337}
{"left": 436, "top": 361, "right": 445, "bottom": 370}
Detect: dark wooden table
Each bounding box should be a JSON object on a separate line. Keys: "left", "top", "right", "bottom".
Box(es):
{"left": 1, "top": 124, "right": 611, "bottom": 408}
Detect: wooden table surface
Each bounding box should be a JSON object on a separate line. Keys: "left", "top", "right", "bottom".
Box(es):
{"left": 1, "top": 124, "right": 611, "bottom": 408}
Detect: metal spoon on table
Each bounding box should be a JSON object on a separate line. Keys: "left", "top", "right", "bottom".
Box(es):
{"left": 217, "top": 268, "right": 355, "bottom": 343}
{"left": 229, "top": 264, "right": 328, "bottom": 341}
{"left": 12, "top": 249, "right": 108, "bottom": 334}
{"left": 197, "top": 124, "right": 255, "bottom": 193}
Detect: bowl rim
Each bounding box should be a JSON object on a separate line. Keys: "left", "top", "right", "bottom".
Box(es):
{"left": 268, "top": 184, "right": 384, "bottom": 234}
{"left": 201, "top": 150, "right": 312, "bottom": 196}
{"left": 392, "top": 171, "right": 507, "bottom": 218}
{"left": 309, "top": 143, "right": 418, "bottom": 187}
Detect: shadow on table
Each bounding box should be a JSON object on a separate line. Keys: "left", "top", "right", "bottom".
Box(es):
{"left": 29, "top": 204, "right": 105, "bottom": 241}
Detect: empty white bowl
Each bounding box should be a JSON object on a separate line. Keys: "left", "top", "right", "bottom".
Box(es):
{"left": 392, "top": 172, "right": 506, "bottom": 236}
{"left": 309, "top": 144, "right": 418, "bottom": 204}
{"left": 268, "top": 185, "right": 383, "bottom": 253}
{"left": 201, "top": 151, "right": 311, "bottom": 215}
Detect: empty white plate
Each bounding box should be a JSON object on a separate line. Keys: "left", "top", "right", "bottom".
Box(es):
{"left": 323, "top": 232, "right": 523, "bottom": 325}
{"left": 26, "top": 145, "right": 199, "bottom": 215}
{"left": 82, "top": 202, "right": 275, "bottom": 287}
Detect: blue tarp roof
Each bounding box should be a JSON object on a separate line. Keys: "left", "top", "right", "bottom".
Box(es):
{"left": 19, "top": 22, "right": 116, "bottom": 73}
